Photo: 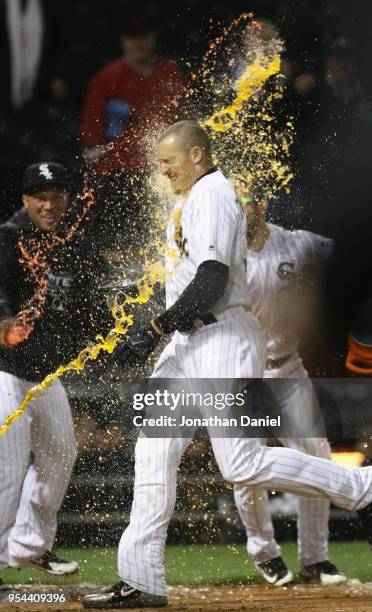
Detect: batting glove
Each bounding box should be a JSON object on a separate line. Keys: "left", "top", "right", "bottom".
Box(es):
{"left": 116, "top": 321, "right": 162, "bottom": 367}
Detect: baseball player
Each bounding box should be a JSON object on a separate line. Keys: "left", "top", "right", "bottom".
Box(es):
{"left": 0, "top": 162, "right": 109, "bottom": 590}
{"left": 83, "top": 121, "right": 372, "bottom": 610}
{"left": 233, "top": 194, "right": 345, "bottom": 586}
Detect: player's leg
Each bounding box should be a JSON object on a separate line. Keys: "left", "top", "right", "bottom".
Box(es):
{"left": 199, "top": 315, "right": 372, "bottom": 512}
{"left": 118, "top": 434, "right": 191, "bottom": 596}
{"left": 83, "top": 338, "right": 191, "bottom": 608}
{"left": 117, "top": 339, "right": 189, "bottom": 596}
{"left": 0, "top": 372, "right": 31, "bottom": 570}
{"left": 233, "top": 483, "right": 294, "bottom": 586}
{"left": 84, "top": 432, "right": 191, "bottom": 608}
{"left": 8, "top": 380, "right": 78, "bottom": 574}
{"left": 282, "top": 436, "right": 345, "bottom": 583}
{"left": 194, "top": 312, "right": 291, "bottom": 582}
{"left": 270, "top": 362, "right": 345, "bottom": 582}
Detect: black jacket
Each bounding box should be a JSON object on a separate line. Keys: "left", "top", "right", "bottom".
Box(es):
{"left": 0, "top": 208, "right": 110, "bottom": 381}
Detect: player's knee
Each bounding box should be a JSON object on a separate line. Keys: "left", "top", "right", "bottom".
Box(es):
{"left": 317, "top": 438, "right": 332, "bottom": 460}
{"left": 297, "top": 437, "right": 331, "bottom": 460}
{"left": 219, "top": 462, "right": 249, "bottom": 483}
{"left": 219, "top": 446, "right": 262, "bottom": 484}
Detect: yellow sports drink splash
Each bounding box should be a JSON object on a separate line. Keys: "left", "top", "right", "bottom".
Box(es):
{"left": 197, "top": 16, "right": 294, "bottom": 200}
{"left": 204, "top": 55, "right": 281, "bottom": 132}
{"left": 0, "top": 261, "right": 165, "bottom": 436}
{"left": 1, "top": 13, "right": 295, "bottom": 436}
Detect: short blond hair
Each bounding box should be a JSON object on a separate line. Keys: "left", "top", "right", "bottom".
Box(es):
{"left": 159, "top": 120, "right": 212, "bottom": 156}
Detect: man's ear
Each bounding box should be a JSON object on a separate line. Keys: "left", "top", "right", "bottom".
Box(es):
{"left": 22, "top": 195, "right": 28, "bottom": 209}
{"left": 258, "top": 199, "right": 269, "bottom": 214}
{"left": 190, "top": 145, "right": 203, "bottom": 165}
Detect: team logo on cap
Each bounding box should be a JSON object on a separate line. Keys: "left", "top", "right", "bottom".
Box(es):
{"left": 39, "top": 163, "right": 53, "bottom": 180}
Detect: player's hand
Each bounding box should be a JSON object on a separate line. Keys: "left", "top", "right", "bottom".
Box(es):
{"left": 0, "top": 317, "right": 30, "bottom": 348}
{"left": 116, "top": 321, "right": 162, "bottom": 367}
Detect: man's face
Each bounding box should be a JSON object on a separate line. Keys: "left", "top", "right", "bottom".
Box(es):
{"left": 157, "top": 137, "right": 197, "bottom": 195}
{"left": 122, "top": 35, "right": 156, "bottom": 66}
{"left": 23, "top": 188, "right": 68, "bottom": 232}
{"left": 243, "top": 198, "right": 268, "bottom": 238}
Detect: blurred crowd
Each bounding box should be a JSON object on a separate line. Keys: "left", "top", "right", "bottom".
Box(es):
{"left": 1, "top": 1, "right": 371, "bottom": 218}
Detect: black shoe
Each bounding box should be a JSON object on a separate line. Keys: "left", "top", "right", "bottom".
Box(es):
{"left": 0, "top": 578, "right": 12, "bottom": 591}
{"left": 9, "top": 551, "right": 79, "bottom": 576}
{"left": 82, "top": 581, "right": 168, "bottom": 609}
{"left": 358, "top": 502, "right": 372, "bottom": 544}
{"left": 300, "top": 561, "right": 346, "bottom": 585}
{"left": 256, "top": 556, "right": 293, "bottom": 586}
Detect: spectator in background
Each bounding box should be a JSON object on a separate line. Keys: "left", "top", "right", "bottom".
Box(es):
{"left": 275, "top": 39, "right": 372, "bottom": 234}
{"left": 305, "top": 41, "right": 372, "bottom": 231}
{"left": 80, "top": 20, "right": 186, "bottom": 250}
{"left": 0, "top": 0, "right": 71, "bottom": 219}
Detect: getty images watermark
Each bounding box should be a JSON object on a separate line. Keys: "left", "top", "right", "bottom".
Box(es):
{"left": 120, "top": 378, "right": 372, "bottom": 439}
{"left": 120, "top": 379, "right": 292, "bottom": 438}
{"left": 131, "top": 388, "right": 281, "bottom": 429}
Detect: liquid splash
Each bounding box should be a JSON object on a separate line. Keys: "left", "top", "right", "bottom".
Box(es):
{"left": 204, "top": 55, "right": 281, "bottom": 133}
{"left": 0, "top": 260, "right": 166, "bottom": 436}
{"left": 198, "top": 17, "right": 294, "bottom": 200}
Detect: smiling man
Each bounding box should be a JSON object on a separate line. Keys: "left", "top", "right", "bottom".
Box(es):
{"left": 22, "top": 164, "right": 69, "bottom": 233}
{"left": 83, "top": 121, "right": 372, "bottom": 610}
{"left": 0, "top": 162, "right": 110, "bottom": 591}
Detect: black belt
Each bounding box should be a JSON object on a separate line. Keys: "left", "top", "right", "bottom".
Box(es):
{"left": 266, "top": 354, "right": 291, "bottom": 370}
{"left": 198, "top": 312, "right": 217, "bottom": 326}
{"left": 183, "top": 312, "right": 217, "bottom": 334}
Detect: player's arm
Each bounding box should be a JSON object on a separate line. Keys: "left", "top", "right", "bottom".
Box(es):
{"left": 116, "top": 192, "right": 237, "bottom": 366}
{"left": 0, "top": 230, "right": 26, "bottom": 347}
{"left": 116, "top": 260, "right": 229, "bottom": 367}
{"left": 295, "top": 231, "right": 334, "bottom": 288}
{"left": 300, "top": 231, "right": 334, "bottom": 264}
{"left": 155, "top": 259, "right": 228, "bottom": 333}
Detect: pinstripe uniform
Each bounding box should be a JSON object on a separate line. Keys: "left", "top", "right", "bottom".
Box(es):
{"left": 0, "top": 206, "right": 108, "bottom": 571}
{"left": 0, "top": 373, "right": 76, "bottom": 569}
{"left": 234, "top": 224, "right": 334, "bottom": 568}
{"left": 118, "top": 172, "right": 372, "bottom": 597}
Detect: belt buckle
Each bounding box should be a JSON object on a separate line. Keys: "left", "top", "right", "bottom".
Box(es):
{"left": 181, "top": 318, "right": 204, "bottom": 336}
{"left": 188, "top": 318, "right": 204, "bottom": 335}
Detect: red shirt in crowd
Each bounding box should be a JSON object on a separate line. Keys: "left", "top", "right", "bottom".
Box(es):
{"left": 80, "top": 57, "right": 186, "bottom": 175}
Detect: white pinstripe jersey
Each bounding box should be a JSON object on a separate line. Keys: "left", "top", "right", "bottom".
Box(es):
{"left": 245, "top": 224, "right": 333, "bottom": 360}
{"left": 165, "top": 169, "right": 250, "bottom": 314}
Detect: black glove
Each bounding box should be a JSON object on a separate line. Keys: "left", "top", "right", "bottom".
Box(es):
{"left": 116, "top": 322, "right": 161, "bottom": 367}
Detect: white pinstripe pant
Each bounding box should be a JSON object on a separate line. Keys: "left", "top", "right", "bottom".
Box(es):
{"left": 118, "top": 308, "right": 372, "bottom": 596}
{"left": 0, "top": 371, "right": 77, "bottom": 569}
{"left": 234, "top": 356, "right": 332, "bottom": 568}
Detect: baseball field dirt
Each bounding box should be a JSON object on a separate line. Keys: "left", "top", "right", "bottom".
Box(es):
{"left": 2, "top": 582, "right": 372, "bottom": 612}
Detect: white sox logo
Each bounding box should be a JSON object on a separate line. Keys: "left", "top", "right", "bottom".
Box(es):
{"left": 39, "top": 163, "right": 53, "bottom": 180}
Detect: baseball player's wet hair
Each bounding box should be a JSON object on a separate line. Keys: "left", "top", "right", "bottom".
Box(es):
{"left": 159, "top": 120, "right": 212, "bottom": 157}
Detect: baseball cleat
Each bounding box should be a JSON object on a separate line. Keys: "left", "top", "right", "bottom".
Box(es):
{"left": 300, "top": 561, "right": 346, "bottom": 585}
{"left": 9, "top": 551, "right": 79, "bottom": 576}
{"left": 0, "top": 577, "right": 12, "bottom": 591}
{"left": 82, "top": 580, "right": 167, "bottom": 609}
{"left": 358, "top": 501, "right": 372, "bottom": 544}
{"left": 256, "top": 556, "right": 294, "bottom": 586}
